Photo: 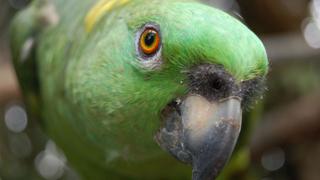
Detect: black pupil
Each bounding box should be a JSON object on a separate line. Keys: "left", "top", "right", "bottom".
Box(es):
{"left": 144, "top": 31, "right": 156, "bottom": 47}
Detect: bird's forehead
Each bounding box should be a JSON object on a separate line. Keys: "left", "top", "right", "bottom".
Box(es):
{"left": 84, "top": 0, "right": 268, "bottom": 81}
{"left": 85, "top": 0, "right": 131, "bottom": 32}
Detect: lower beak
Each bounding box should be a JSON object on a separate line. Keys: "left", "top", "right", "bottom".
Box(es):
{"left": 156, "top": 95, "right": 242, "bottom": 180}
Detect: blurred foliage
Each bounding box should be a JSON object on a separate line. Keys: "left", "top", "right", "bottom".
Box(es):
{"left": 265, "top": 60, "right": 320, "bottom": 111}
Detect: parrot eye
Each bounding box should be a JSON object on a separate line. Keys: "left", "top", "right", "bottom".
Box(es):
{"left": 140, "top": 28, "right": 160, "bottom": 55}
{"left": 135, "top": 23, "right": 162, "bottom": 69}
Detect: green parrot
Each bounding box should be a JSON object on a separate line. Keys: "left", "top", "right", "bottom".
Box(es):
{"left": 10, "top": 0, "right": 268, "bottom": 179}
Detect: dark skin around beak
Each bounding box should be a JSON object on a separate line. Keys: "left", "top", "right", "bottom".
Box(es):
{"left": 156, "top": 95, "right": 242, "bottom": 180}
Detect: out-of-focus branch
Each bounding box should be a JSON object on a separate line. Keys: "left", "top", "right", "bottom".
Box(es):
{"left": 250, "top": 91, "right": 320, "bottom": 159}
{"left": 0, "top": 62, "right": 21, "bottom": 105}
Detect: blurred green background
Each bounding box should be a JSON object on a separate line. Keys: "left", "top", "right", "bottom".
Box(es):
{"left": 1, "top": 0, "right": 320, "bottom": 179}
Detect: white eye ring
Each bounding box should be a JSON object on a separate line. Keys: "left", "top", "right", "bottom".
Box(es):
{"left": 135, "top": 23, "right": 163, "bottom": 70}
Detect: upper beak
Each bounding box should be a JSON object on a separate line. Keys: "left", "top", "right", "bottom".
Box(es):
{"left": 183, "top": 95, "right": 242, "bottom": 180}
{"left": 156, "top": 95, "right": 242, "bottom": 180}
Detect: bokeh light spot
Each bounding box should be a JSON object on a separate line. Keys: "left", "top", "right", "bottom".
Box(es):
{"left": 303, "top": 20, "right": 320, "bottom": 49}
{"left": 9, "top": 133, "right": 32, "bottom": 158}
{"left": 34, "top": 141, "right": 66, "bottom": 180}
{"left": 261, "top": 147, "right": 286, "bottom": 171}
{"left": 4, "top": 105, "right": 28, "bottom": 133}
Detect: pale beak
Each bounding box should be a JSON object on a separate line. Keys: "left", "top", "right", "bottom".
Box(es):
{"left": 156, "top": 95, "right": 242, "bottom": 180}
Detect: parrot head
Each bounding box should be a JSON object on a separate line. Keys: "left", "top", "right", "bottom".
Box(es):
{"left": 68, "top": 0, "right": 268, "bottom": 179}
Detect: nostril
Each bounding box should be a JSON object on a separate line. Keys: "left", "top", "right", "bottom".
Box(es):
{"left": 210, "top": 78, "right": 224, "bottom": 91}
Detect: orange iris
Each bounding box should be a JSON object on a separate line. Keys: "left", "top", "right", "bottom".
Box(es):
{"left": 139, "top": 28, "right": 160, "bottom": 55}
